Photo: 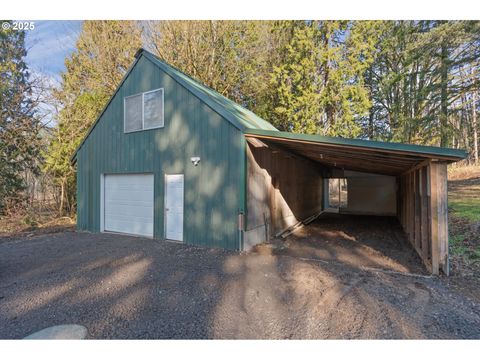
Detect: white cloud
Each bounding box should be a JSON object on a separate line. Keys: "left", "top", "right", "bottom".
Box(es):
{"left": 25, "top": 20, "right": 82, "bottom": 77}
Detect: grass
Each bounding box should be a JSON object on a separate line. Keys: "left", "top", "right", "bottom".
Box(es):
{"left": 450, "top": 234, "right": 467, "bottom": 256}
{"left": 448, "top": 165, "right": 480, "bottom": 271}
{"left": 449, "top": 198, "right": 480, "bottom": 222}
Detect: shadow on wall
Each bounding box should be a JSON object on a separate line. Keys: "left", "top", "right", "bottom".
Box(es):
{"left": 79, "top": 57, "right": 241, "bottom": 250}
{"left": 153, "top": 87, "right": 239, "bottom": 249}
{"left": 245, "top": 142, "right": 325, "bottom": 248}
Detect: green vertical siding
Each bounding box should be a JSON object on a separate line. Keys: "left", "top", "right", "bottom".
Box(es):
{"left": 76, "top": 56, "right": 243, "bottom": 250}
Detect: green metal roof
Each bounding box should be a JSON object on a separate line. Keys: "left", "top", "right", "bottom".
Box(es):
{"left": 141, "top": 50, "right": 278, "bottom": 132}
{"left": 245, "top": 129, "right": 468, "bottom": 161}
{"left": 72, "top": 48, "right": 467, "bottom": 164}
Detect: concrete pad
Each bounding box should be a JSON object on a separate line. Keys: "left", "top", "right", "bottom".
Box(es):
{"left": 24, "top": 324, "right": 88, "bottom": 339}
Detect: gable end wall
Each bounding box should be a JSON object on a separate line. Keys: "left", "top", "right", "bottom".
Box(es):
{"left": 76, "top": 56, "right": 243, "bottom": 250}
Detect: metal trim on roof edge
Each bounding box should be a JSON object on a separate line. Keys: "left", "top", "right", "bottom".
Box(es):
{"left": 244, "top": 129, "right": 468, "bottom": 161}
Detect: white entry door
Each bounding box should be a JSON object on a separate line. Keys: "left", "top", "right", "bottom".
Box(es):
{"left": 165, "top": 174, "right": 184, "bottom": 241}
{"left": 104, "top": 174, "right": 154, "bottom": 237}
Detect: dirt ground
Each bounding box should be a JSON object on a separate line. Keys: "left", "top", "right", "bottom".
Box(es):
{"left": 256, "top": 214, "right": 426, "bottom": 274}
{"left": 1, "top": 223, "right": 479, "bottom": 339}
{"left": 0, "top": 212, "right": 75, "bottom": 240}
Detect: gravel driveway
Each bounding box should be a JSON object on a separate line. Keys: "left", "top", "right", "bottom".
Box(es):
{"left": 1, "top": 231, "right": 479, "bottom": 339}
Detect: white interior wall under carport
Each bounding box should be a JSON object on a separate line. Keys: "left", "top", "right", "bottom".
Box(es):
{"left": 326, "top": 170, "right": 397, "bottom": 216}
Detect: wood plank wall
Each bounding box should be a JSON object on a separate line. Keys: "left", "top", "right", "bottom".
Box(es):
{"left": 399, "top": 161, "right": 449, "bottom": 275}
{"left": 244, "top": 143, "right": 324, "bottom": 249}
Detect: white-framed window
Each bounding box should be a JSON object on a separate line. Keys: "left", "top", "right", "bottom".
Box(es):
{"left": 124, "top": 88, "right": 164, "bottom": 133}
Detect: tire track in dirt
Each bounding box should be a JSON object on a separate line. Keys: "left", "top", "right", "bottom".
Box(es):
{"left": 302, "top": 274, "right": 365, "bottom": 338}
{"left": 302, "top": 269, "right": 434, "bottom": 339}
{"left": 367, "top": 274, "right": 432, "bottom": 338}
{"left": 378, "top": 280, "right": 431, "bottom": 338}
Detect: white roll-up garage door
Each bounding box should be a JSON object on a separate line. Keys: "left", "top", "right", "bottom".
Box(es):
{"left": 104, "top": 174, "right": 154, "bottom": 237}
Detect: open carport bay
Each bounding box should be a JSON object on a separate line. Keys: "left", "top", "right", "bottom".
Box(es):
{"left": 244, "top": 130, "right": 466, "bottom": 275}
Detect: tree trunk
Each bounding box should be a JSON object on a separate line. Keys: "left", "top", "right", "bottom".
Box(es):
{"left": 322, "top": 30, "right": 334, "bottom": 129}
{"left": 59, "top": 179, "right": 65, "bottom": 217}
{"left": 367, "top": 67, "right": 374, "bottom": 139}
{"left": 368, "top": 108, "right": 374, "bottom": 140}
{"left": 473, "top": 89, "right": 478, "bottom": 164}
{"left": 440, "top": 44, "right": 449, "bottom": 147}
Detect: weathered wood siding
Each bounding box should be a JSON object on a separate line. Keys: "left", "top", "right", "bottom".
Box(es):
{"left": 76, "top": 55, "right": 244, "bottom": 250}
{"left": 244, "top": 142, "right": 324, "bottom": 249}
{"left": 398, "top": 161, "right": 449, "bottom": 274}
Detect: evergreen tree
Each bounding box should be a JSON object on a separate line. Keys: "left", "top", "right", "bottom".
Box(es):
{"left": 321, "top": 20, "right": 379, "bottom": 137}
{"left": 0, "top": 21, "right": 41, "bottom": 213}
{"left": 364, "top": 20, "right": 480, "bottom": 153}
{"left": 270, "top": 21, "right": 379, "bottom": 137}
{"left": 270, "top": 21, "right": 322, "bottom": 133}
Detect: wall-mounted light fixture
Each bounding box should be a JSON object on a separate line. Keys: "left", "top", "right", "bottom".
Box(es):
{"left": 191, "top": 156, "right": 201, "bottom": 166}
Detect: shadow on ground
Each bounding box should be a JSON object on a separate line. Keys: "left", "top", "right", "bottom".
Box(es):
{"left": 0, "top": 227, "right": 479, "bottom": 339}
{"left": 255, "top": 213, "right": 426, "bottom": 274}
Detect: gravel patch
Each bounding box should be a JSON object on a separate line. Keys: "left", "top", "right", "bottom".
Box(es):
{"left": 1, "top": 231, "right": 479, "bottom": 339}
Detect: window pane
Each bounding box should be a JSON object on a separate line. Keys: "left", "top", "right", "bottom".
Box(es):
{"left": 124, "top": 94, "right": 143, "bottom": 132}
{"left": 144, "top": 89, "right": 164, "bottom": 129}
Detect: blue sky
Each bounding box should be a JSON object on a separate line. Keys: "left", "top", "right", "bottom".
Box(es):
{"left": 24, "top": 20, "right": 82, "bottom": 83}
{"left": 21, "top": 20, "right": 82, "bottom": 125}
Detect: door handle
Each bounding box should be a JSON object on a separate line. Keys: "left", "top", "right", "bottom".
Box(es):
{"left": 166, "top": 208, "right": 170, "bottom": 211}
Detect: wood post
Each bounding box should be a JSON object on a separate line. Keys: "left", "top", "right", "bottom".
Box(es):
{"left": 420, "top": 167, "right": 429, "bottom": 261}
{"left": 437, "top": 163, "right": 449, "bottom": 275}
{"left": 414, "top": 170, "right": 421, "bottom": 250}
{"left": 399, "top": 161, "right": 449, "bottom": 275}
{"left": 429, "top": 163, "right": 439, "bottom": 274}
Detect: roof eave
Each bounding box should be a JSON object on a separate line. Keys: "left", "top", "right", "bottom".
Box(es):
{"left": 244, "top": 129, "right": 468, "bottom": 162}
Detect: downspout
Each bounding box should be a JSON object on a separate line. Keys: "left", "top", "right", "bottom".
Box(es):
{"left": 238, "top": 135, "right": 247, "bottom": 251}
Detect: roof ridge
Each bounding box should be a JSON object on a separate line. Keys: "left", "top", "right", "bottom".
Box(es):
{"left": 139, "top": 48, "right": 278, "bottom": 132}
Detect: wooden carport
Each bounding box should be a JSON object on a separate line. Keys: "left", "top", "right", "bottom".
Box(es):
{"left": 244, "top": 129, "right": 467, "bottom": 275}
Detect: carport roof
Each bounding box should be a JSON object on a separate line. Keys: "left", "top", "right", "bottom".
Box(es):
{"left": 244, "top": 129, "right": 467, "bottom": 176}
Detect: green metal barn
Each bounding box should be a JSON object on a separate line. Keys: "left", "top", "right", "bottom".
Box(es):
{"left": 72, "top": 48, "right": 466, "bottom": 274}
